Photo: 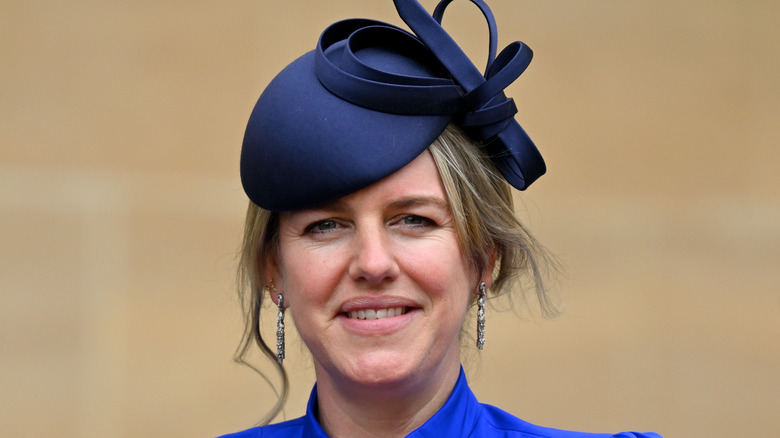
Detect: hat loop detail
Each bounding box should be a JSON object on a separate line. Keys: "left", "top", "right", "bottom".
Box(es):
{"left": 394, "top": 0, "right": 544, "bottom": 189}
{"left": 432, "top": 0, "right": 498, "bottom": 75}
{"left": 314, "top": 0, "right": 545, "bottom": 189}
{"left": 316, "top": 20, "right": 465, "bottom": 115}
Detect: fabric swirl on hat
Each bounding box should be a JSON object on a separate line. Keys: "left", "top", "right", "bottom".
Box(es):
{"left": 241, "top": 0, "right": 545, "bottom": 211}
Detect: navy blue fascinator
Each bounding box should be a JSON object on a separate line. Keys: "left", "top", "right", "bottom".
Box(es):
{"left": 241, "top": 0, "right": 545, "bottom": 211}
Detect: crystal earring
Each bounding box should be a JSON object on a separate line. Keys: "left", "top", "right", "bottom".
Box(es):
{"left": 269, "top": 280, "right": 285, "bottom": 365}
{"left": 276, "top": 292, "right": 285, "bottom": 364}
{"left": 477, "top": 281, "right": 486, "bottom": 350}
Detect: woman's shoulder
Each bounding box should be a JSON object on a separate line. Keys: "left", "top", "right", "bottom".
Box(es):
{"left": 477, "top": 403, "right": 662, "bottom": 438}
{"left": 215, "top": 416, "right": 306, "bottom": 438}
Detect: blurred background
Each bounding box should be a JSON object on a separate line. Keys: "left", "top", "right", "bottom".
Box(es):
{"left": 2, "top": 0, "right": 778, "bottom": 436}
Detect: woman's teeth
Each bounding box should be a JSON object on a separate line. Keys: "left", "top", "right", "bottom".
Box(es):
{"left": 347, "top": 307, "right": 407, "bottom": 320}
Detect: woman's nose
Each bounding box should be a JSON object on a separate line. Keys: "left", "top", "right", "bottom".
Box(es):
{"left": 348, "top": 226, "right": 400, "bottom": 285}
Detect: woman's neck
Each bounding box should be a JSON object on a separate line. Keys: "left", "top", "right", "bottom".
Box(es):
{"left": 312, "top": 361, "right": 461, "bottom": 438}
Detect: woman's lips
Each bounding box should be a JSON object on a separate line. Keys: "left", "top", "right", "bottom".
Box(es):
{"left": 337, "top": 302, "right": 419, "bottom": 336}
{"left": 345, "top": 307, "right": 409, "bottom": 320}
{"left": 339, "top": 296, "right": 418, "bottom": 314}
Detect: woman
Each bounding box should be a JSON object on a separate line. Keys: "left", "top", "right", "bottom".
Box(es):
{"left": 221, "top": 1, "right": 661, "bottom": 437}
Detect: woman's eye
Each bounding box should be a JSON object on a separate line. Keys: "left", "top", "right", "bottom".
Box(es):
{"left": 306, "top": 220, "right": 338, "bottom": 233}
{"left": 401, "top": 215, "right": 432, "bottom": 226}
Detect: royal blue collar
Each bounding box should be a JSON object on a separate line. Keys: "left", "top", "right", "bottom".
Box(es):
{"left": 302, "top": 367, "right": 479, "bottom": 437}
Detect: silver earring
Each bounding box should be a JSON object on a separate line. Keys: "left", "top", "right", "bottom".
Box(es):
{"left": 276, "top": 293, "right": 285, "bottom": 364}
{"left": 477, "top": 281, "right": 486, "bottom": 350}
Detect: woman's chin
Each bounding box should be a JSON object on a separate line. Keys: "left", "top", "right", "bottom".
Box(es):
{"left": 338, "top": 355, "right": 422, "bottom": 389}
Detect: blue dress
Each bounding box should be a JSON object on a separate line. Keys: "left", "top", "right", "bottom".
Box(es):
{"left": 219, "top": 369, "right": 661, "bottom": 438}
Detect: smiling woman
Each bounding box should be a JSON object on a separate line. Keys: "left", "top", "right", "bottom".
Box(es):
{"left": 220, "top": 1, "right": 662, "bottom": 437}
{"left": 274, "top": 151, "right": 477, "bottom": 406}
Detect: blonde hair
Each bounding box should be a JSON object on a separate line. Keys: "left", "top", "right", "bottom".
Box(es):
{"left": 428, "top": 125, "right": 558, "bottom": 312}
{"left": 234, "top": 124, "right": 557, "bottom": 424}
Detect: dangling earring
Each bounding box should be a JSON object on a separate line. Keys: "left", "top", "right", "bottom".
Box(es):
{"left": 276, "top": 293, "right": 285, "bottom": 364}
{"left": 269, "top": 281, "right": 285, "bottom": 364}
{"left": 476, "top": 281, "right": 487, "bottom": 350}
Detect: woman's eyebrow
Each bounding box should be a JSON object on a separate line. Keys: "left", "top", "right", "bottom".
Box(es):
{"left": 388, "top": 196, "right": 449, "bottom": 211}
{"left": 306, "top": 199, "right": 348, "bottom": 213}
{"left": 300, "top": 196, "right": 449, "bottom": 215}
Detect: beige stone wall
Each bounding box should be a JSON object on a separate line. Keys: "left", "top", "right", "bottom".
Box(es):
{"left": 2, "top": 1, "right": 778, "bottom": 436}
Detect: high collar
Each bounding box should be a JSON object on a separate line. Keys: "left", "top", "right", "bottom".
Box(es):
{"left": 302, "top": 367, "right": 480, "bottom": 437}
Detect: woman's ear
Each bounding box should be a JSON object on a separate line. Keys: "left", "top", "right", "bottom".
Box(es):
{"left": 265, "top": 255, "right": 282, "bottom": 306}
{"left": 479, "top": 248, "right": 497, "bottom": 289}
{"left": 267, "top": 283, "right": 282, "bottom": 306}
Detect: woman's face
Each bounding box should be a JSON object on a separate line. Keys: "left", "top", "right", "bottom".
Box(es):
{"left": 269, "top": 151, "right": 488, "bottom": 393}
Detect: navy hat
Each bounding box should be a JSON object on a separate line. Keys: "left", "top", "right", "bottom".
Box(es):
{"left": 241, "top": 0, "right": 545, "bottom": 211}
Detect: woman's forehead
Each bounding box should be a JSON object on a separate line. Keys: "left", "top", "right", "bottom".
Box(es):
{"left": 301, "top": 152, "right": 447, "bottom": 211}
{"left": 350, "top": 150, "right": 443, "bottom": 193}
